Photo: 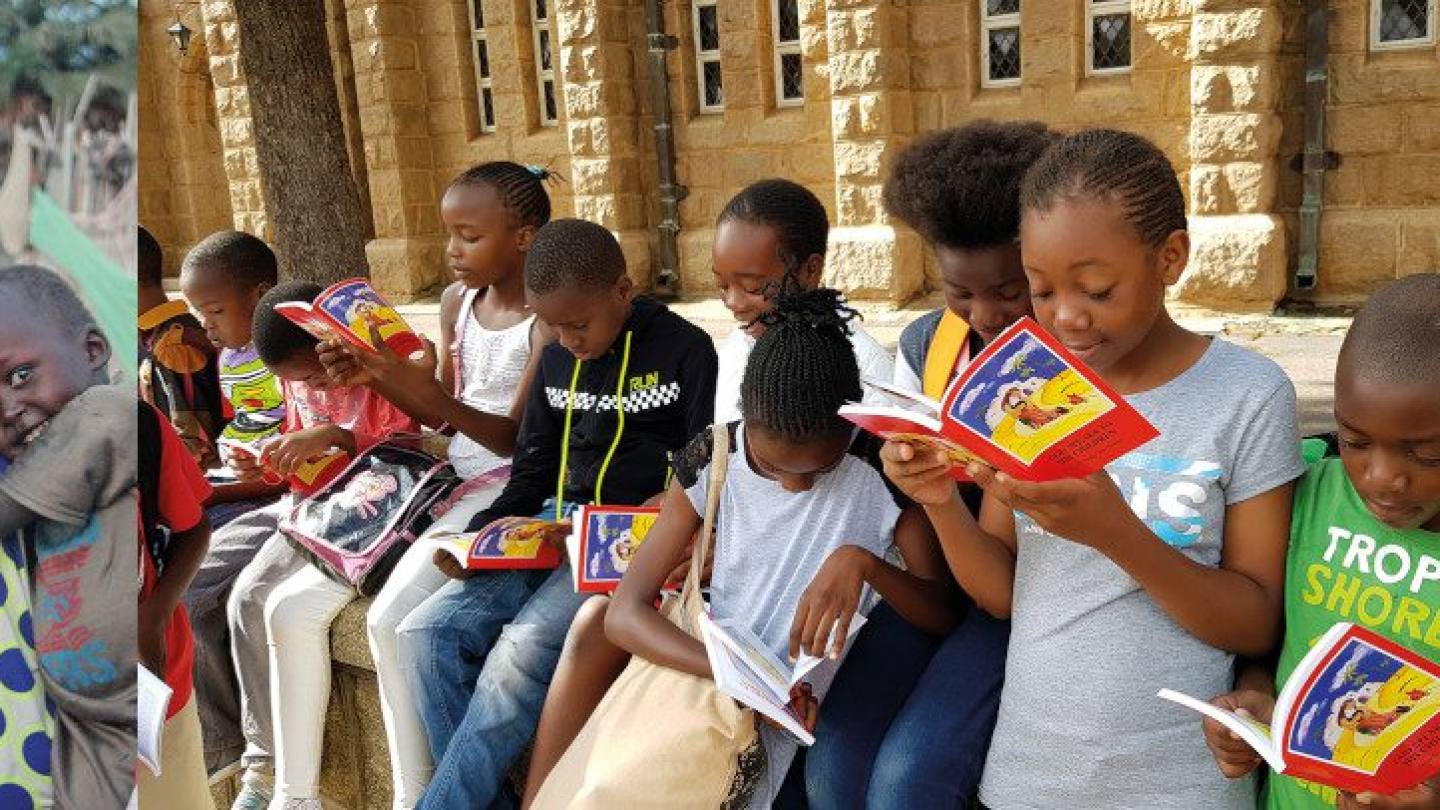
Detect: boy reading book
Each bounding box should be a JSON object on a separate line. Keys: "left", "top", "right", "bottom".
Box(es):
{"left": 394, "top": 219, "right": 717, "bottom": 809}
{"left": 0, "top": 266, "right": 135, "bottom": 808}
{"left": 1200, "top": 274, "right": 1440, "bottom": 810}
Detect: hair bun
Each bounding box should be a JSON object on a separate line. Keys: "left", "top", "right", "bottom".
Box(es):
{"left": 751, "top": 274, "right": 857, "bottom": 337}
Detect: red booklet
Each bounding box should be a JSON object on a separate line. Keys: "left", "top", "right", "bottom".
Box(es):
{"left": 216, "top": 436, "right": 349, "bottom": 495}
{"left": 1160, "top": 623, "right": 1440, "bottom": 795}
{"left": 565, "top": 505, "right": 660, "bottom": 593}
{"left": 274, "top": 277, "right": 424, "bottom": 359}
{"left": 424, "top": 516, "right": 565, "bottom": 571}
{"left": 840, "top": 318, "right": 1158, "bottom": 482}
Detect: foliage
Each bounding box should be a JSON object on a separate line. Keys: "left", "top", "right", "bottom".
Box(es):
{"left": 0, "top": 1, "right": 137, "bottom": 117}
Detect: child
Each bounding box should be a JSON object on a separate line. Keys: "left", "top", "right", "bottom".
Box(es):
{"left": 599, "top": 285, "right": 958, "bottom": 808}
{"left": 280, "top": 161, "right": 555, "bottom": 810}
{"left": 881, "top": 128, "right": 1304, "bottom": 809}
{"left": 0, "top": 266, "right": 134, "bottom": 807}
{"left": 137, "top": 401, "right": 216, "bottom": 809}
{"left": 1201, "top": 273, "right": 1440, "bottom": 810}
{"left": 801, "top": 120, "right": 1057, "bottom": 808}
{"left": 221, "top": 281, "right": 418, "bottom": 810}
{"left": 139, "top": 225, "right": 224, "bottom": 469}
{"left": 0, "top": 455, "right": 54, "bottom": 808}
{"left": 178, "top": 230, "right": 288, "bottom": 775}
{"left": 394, "top": 218, "right": 717, "bottom": 809}
{"left": 711, "top": 178, "right": 892, "bottom": 420}
{"left": 885, "top": 120, "right": 1053, "bottom": 398}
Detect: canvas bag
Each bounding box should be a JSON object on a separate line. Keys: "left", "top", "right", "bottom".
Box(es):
{"left": 533, "top": 423, "right": 765, "bottom": 809}
{"left": 280, "top": 441, "right": 464, "bottom": 596}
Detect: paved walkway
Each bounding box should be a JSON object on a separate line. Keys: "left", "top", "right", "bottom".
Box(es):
{"left": 395, "top": 294, "right": 1347, "bottom": 437}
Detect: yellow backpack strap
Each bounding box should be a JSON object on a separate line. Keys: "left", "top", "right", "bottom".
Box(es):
{"left": 922, "top": 311, "right": 971, "bottom": 400}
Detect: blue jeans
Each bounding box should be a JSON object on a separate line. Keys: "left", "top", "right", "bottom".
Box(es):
{"left": 805, "top": 603, "right": 1009, "bottom": 809}
{"left": 397, "top": 562, "right": 588, "bottom": 810}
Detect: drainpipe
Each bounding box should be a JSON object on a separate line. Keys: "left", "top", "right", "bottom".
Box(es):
{"left": 645, "top": 0, "right": 686, "bottom": 299}
{"left": 1294, "top": 0, "right": 1335, "bottom": 290}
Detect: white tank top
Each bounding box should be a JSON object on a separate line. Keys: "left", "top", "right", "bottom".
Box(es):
{"left": 448, "top": 287, "right": 534, "bottom": 479}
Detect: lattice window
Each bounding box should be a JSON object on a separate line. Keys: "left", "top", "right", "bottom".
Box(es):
{"left": 980, "top": 0, "right": 1021, "bottom": 88}
{"left": 531, "top": 0, "right": 558, "bottom": 126}
{"left": 1371, "top": 0, "right": 1435, "bottom": 49}
{"left": 693, "top": 1, "right": 723, "bottom": 113}
{"left": 467, "top": 0, "right": 496, "bottom": 132}
{"left": 772, "top": 0, "right": 804, "bottom": 106}
{"left": 1087, "top": 0, "right": 1131, "bottom": 75}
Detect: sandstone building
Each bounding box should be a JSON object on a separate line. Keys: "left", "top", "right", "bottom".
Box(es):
{"left": 139, "top": 0, "right": 1440, "bottom": 310}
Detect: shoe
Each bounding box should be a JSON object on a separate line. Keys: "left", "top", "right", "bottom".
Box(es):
{"left": 230, "top": 781, "right": 274, "bottom": 810}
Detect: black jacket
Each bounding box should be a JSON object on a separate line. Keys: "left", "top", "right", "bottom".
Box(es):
{"left": 468, "top": 296, "right": 718, "bottom": 529}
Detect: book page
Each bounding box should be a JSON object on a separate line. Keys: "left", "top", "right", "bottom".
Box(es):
{"left": 421, "top": 528, "right": 474, "bottom": 567}
{"left": 1157, "top": 688, "right": 1283, "bottom": 774}
{"left": 860, "top": 377, "right": 942, "bottom": 415}
{"left": 699, "top": 614, "right": 815, "bottom": 745}
{"left": 138, "top": 665, "right": 172, "bottom": 776}
{"left": 837, "top": 405, "right": 979, "bottom": 481}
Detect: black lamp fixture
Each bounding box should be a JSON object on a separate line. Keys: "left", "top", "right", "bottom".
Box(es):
{"left": 168, "top": 8, "right": 193, "bottom": 55}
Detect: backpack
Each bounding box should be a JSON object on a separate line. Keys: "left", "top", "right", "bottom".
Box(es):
{"left": 280, "top": 441, "right": 463, "bottom": 596}
{"left": 137, "top": 400, "right": 170, "bottom": 573}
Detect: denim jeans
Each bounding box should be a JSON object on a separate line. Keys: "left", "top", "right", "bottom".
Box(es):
{"left": 396, "top": 560, "right": 588, "bottom": 810}
{"left": 805, "top": 602, "right": 1009, "bottom": 809}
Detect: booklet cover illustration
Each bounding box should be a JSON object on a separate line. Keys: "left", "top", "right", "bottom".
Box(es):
{"left": 274, "top": 277, "right": 423, "bottom": 359}
{"left": 1159, "top": 622, "right": 1440, "bottom": 795}
{"left": 567, "top": 505, "right": 659, "bottom": 593}
{"left": 425, "top": 515, "right": 565, "bottom": 570}
{"left": 841, "top": 318, "right": 1158, "bottom": 481}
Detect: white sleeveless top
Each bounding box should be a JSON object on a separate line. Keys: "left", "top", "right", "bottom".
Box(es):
{"left": 448, "top": 288, "right": 534, "bottom": 479}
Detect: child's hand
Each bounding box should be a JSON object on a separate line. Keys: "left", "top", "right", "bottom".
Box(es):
{"left": 1201, "top": 689, "right": 1275, "bottom": 779}
{"left": 1338, "top": 782, "right": 1440, "bottom": 810}
{"left": 433, "top": 549, "right": 480, "bottom": 580}
{"left": 789, "top": 545, "right": 874, "bottom": 661}
{"left": 880, "top": 442, "right": 958, "bottom": 506}
{"left": 355, "top": 320, "right": 443, "bottom": 396}
{"left": 138, "top": 600, "right": 168, "bottom": 675}
{"left": 967, "top": 465, "right": 1132, "bottom": 550}
{"left": 261, "top": 426, "right": 341, "bottom": 478}
{"left": 225, "top": 448, "right": 267, "bottom": 483}
{"left": 760, "top": 683, "right": 818, "bottom": 735}
{"left": 317, "top": 337, "right": 373, "bottom": 386}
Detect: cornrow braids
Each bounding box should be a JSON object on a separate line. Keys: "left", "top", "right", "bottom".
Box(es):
{"left": 740, "top": 280, "right": 862, "bottom": 443}
{"left": 1020, "top": 128, "right": 1187, "bottom": 249}
{"left": 718, "top": 178, "right": 829, "bottom": 275}
{"left": 449, "top": 160, "right": 555, "bottom": 229}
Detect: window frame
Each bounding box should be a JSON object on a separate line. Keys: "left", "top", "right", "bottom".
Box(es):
{"left": 979, "top": 0, "right": 1022, "bottom": 89}
{"left": 531, "top": 0, "right": 559, "bottom": 127}
{"left": 1085, "top": 0, "right": 1133, "bottom": 77}
{"left": 693, "top": 0, "right": 724, "bottom": 114}
{"left": 771, "top": 0, "right": 805, "bottom": 107}
{"left": 1369, "top": 0, "right": 1436, "bottom": 50}
{"left": 466, "top": 0, "right": 497, "bottom": 133}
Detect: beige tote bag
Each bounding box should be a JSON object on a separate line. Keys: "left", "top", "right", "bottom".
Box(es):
{"left": 533, "top": 424, "right": 764, "bottom": 809}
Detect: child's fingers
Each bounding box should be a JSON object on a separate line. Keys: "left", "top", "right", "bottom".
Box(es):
{"left": 806, "top": 607, "right": 837, "bottom": 659}
{"left": 830, "top": 609, "right": 854, "bottom": 660}
{"left": 787, "top": 601, "right": 812, "bottom": 661}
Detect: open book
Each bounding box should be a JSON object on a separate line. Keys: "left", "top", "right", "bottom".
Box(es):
{"left": 138, "top": 665, "right": 172, "bottom": 776}
{"left": 1159, "top": 622, "right": 1440, "bottom": 795}
{"left": 697, "top": 611, "right": 867, "bottom": 746}
{"left": 424, "top": 516, "right": 565, "bottom": 570}
{"left": 273, "top": 277, "right": 423, "bottom": 359}
{"left": 216, "top": 436, "right": 349, "bottom": 494}
{"left": 566, "top": 505, "right": 660, "bottom": 593}
{"left": 840, "top": 318, "right": 1158, "bottom": 482}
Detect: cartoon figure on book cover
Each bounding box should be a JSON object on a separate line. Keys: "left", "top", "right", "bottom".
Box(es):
{"left": 345, "top": 298, "right": 402, "bottom": 340}
{"left": 588, "top": 512, "right": 656, "bottom": 580}
{"left": 1291, "top": 637, "right": 1440, "bottom": 774}
{"left": 951, "top": 332, "right": 1114, "bottom": 464}
{"left": 472, "top": 517, "right": 553, "bottom": 559}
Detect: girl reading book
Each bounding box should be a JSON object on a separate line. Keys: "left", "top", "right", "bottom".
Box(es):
{"left": 881, "top": 128, "right": 1305, "bottom": 809}
{"left": 267, "top": 161, "right": 556, "bottom": 810}
{"left": 590, "top": 284, "right": 960, "bottom": 807}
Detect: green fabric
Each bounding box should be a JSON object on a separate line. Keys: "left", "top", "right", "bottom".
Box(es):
{"left": 1266, "top": 458, "right": 1440, "bottom": 809}
{"left": 26, "top": 188, "right": 135, "bottom": 374}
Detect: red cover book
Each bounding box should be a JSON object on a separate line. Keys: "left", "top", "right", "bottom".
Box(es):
{"left": 423, "top": 516, "right": 565, "bottom": 571}
{"left": 841, "top": 318, "right": 1158, "bottom": 482}
{"left": 274, "top": 277, "right": 424, "bottom": 359}
{"left": 566, "top": 505, "right": 660, "bottom": 593}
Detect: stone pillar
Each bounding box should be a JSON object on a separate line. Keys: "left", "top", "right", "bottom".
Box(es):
{"left": 199, "top": 0, "right": 270, "bottom": 238}
{"left": 824, "top": 0, "right": 922, "bottom": 302}
{"left": 556, "top": 0, "right": 652, "bottom": 286}
{"left": 345, "top": 0, "right": 444, "bottom": 300}
{"left": 1178, "top": 1, "right": 1288, "bottom": 310}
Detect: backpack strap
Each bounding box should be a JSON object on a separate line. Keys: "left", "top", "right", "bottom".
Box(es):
{"left": 137, "top": 400, "right": 167, "bottom": 571}
{"left": 923, "top": 310, "right": 972, "bottom": 400}
{"left": 679, "top": 423, "right": 730, "bottom": 629}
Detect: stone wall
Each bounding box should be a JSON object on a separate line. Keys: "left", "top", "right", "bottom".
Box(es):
{"left": 140, "top": 0, "right": 1440, "bottom": 309}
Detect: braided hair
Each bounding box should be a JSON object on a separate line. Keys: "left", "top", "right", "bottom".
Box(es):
{"left": 449, "top": 161, "right": 554, "bottom": 229}
{"left": 1020, "top": 128, "right": 1187, "bottom": 250}
{"left": 717, "top": 178, "right": 829, "bottom": 276}
{"left": 740, "top": 279, "right": 861, "bottom": 442}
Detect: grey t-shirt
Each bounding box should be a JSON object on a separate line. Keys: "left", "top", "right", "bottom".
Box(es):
{"left": 0, "top": 385, "right": 137, "bottom": 809}
{"left": 979, "top": 339, "right": 1304, "bottom": 810}
{"left": 676, "top": 422, "right": 905, "bottom": 809}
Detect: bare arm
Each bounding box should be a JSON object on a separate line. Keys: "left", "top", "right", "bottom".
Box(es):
{"left": 872, "top": 504, "right": 963, "bottom": 634}
{"left": 605, "top": 480, "right": 711, "bottom": 679}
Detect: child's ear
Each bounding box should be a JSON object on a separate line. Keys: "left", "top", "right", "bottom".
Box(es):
{"left": 83, "top": 327, "right": 111, "bottom": 372}
{"left": 613, "top": 274, "right": 634, "bottom": 303}
{"left": 515, "top": 224, "right": 538, "bottom": 253}
{"left": 1157, "top": 229, "right": 1190, "bottom": 286}
{"left": 797, "top": 254, "right": 825, "bottom": 289}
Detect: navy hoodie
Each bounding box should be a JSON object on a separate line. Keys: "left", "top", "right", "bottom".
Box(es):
{"left": 467, "top": 296, "right": 718, "bottom": 530}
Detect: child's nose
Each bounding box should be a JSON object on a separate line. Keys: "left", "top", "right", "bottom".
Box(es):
{"left": 1365, "top": 451, "right": 1410, "bottom": 494}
